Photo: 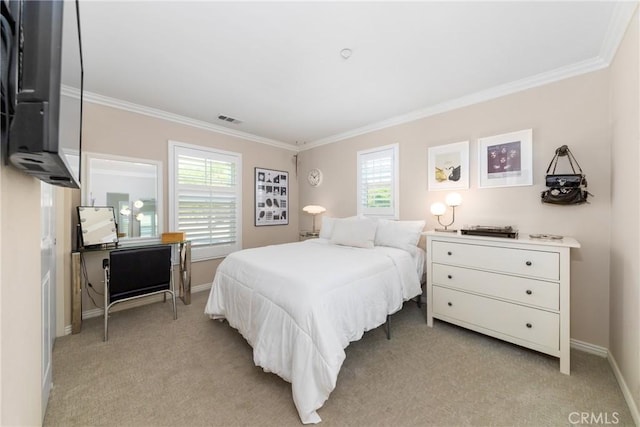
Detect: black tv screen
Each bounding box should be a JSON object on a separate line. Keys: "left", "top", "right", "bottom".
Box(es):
{"left": 7, "top": 0, "right": 83, "bottom": 188}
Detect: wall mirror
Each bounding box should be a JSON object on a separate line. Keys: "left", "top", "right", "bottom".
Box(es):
{"left": 83, "top": 153, "right": 162, "bottom": 243}
{"left": 77, "top": 206, "right": 118, "bottom": 247}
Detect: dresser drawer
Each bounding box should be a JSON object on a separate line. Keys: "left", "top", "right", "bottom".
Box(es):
{"left": 433, "top": 286, "right": 559, "bottom": 350}
{"left": 431, "top": 241, "right": 559, "bottom": 280}
{"left": 432, "top": 264, "right": 559, "bottom": 310}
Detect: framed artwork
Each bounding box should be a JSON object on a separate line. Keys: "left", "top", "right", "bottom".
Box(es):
{"left": 478, "top": 129, "right": 533, "bottom": 188}
{"left": 255, "top": 167, "right": 289, "bottom": 226}
{"left": 428, "top": 141, "right": 469, "bottom": 191}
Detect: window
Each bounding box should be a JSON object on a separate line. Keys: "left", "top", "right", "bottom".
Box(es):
{"left": 169, "top": 141, "right": 242, "bottom": 261}
{"left": 357, "top": 143, "right": 399, "bottom": 219}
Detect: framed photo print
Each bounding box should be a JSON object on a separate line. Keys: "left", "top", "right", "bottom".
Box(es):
{"left": 478, "top": 129, "right": 533, "bottom": 188}
{"left": 428, "top": 141, "right": 469, "bottom": 191}
{"left": 255, "top": 167, "right": 288, "bottom": 226}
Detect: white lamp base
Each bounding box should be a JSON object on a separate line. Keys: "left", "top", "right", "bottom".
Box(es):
{"left": 434, "top": 228, "right": 457, "bottom": 233}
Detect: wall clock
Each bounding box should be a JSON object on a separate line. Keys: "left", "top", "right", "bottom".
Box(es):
{"left": 307, "top": 168, "right": 323, "bottom": 187}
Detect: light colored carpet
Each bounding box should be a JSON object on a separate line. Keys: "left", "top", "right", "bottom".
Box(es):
{"left": 44, "top": 291, "right": 633, "bottom": 426}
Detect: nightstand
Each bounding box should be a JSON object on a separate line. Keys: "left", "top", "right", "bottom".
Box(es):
{"left": 299, "top": 231, "right": 319, "bottom": 241}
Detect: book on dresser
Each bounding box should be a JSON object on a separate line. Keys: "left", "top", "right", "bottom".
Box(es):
{"left": 425, "top": 231, "right": 580, "bottom": 374}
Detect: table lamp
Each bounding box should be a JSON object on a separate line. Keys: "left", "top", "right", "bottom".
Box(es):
{"left": 430, "top": 192, "right": 462, "bottom": 232}
{"left": 302, "top": 205, "right": 326, "bottom": 233}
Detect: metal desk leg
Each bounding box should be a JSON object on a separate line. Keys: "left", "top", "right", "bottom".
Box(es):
{"left": 71, "top": 252, "right": 82, "bottom": 334}
{"left": 178, "top": 241, "right": 192, "bottom": 305}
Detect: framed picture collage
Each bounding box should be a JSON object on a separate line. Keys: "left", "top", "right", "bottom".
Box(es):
{"left": 255, "top": 167, "right": 289, "bottom": 226}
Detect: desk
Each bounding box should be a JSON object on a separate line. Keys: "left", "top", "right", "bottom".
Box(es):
{"left": 71, "top": 241, "right": 191, "bottom": 334}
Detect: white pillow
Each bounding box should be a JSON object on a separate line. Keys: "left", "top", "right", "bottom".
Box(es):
{"left": 319, "top": 216, "right": 336, "bottom": 239}
{"left": 374, "top": 219, "right": 425, "bottom": 251}
{"left": 318, "top": 216, "right": 358, "bottom": 239}
{"left": 330, "top": 218, "right": 377, "bottom": 249}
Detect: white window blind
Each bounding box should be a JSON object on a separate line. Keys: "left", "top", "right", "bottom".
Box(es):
{"left": 357, "top": 144, "right": 399, "bottom": 219}
{"left": 169, "top": 142, "right": 242, "bottom": 260}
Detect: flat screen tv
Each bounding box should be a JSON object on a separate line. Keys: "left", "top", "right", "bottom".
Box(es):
{"left": 5, "top": 0, "right": 83, "bottom": 188}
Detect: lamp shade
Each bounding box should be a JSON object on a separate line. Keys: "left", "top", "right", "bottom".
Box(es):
{"left": 303, "top": 205, "right": 326, "bottom": 215}
{"left": 445, "top": 192, "right": 462, "bottom": 207}
{"left": 430, "top": 202, "right": 446, "bottom": 216}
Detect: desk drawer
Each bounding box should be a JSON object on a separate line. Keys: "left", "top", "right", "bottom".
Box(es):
{"left": 431, "top": 241, "right": 559, "bottom": 280}
{"left": 433, "top": 286, "right": 559, "bottom": 350}
{"left": 432, "top": 264, "right": 559, "bottom": 310}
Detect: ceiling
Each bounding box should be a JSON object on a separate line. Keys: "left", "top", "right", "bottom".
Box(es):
{"left": 62, "top": 1, "right": 636, "bottom": 150}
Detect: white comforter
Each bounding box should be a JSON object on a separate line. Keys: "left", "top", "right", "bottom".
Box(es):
{"left": 204, "top": 239, "right": 422, "bottom": 423}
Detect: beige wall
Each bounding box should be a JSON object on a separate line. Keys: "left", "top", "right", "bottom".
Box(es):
{"left": 609, "top": 8, "right": 639, "bottom": 417}
{"left": 0, "top": 166, "right": 42, "bottom": 425}
{"left": 299, "top": 69, "right": 612, "bottom": 347}
{"left": 63, "top": 102, "right": 300, "bottom": 327}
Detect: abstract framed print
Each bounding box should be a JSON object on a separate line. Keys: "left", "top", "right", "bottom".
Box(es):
{"left": 428, "top": 141, "right": 469, "bottom": 191}
{"left": 478, "top": 129, "right": 533, "bottom": 188}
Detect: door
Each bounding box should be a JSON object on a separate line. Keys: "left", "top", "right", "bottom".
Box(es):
{"left": 41, "top": 182, "right": 56, "bottom": 419}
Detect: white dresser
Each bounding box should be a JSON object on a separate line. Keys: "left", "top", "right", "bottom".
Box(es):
{"left": 425, "top": 231, "right": 580, "bottom": 374}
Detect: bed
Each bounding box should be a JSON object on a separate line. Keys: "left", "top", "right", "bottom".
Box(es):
{"left": 205, "top": 217, "right": 424, "bottom": 424}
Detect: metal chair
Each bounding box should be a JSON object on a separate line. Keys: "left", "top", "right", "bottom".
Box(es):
{"left": 103, "top": 245, "right": 177, "bottom": 341}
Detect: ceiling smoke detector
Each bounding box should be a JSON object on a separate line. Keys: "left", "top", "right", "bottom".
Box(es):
{"left": 340, "top": 48, "right": 352, "bottom": 59}
{"left": 217, "top": 114, "right": 243, "bottom": 124}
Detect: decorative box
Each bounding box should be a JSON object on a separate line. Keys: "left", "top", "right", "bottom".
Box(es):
{"left": 161, "top": 232, "right": 186, "bottom": 244}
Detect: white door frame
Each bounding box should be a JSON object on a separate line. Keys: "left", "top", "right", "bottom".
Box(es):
{"left": 40, "top": 182, "right": 56, "bottom": 419}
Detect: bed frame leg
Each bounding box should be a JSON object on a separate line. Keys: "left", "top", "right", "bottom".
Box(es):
{"left": 386, "top": 315, "right": 391, "bottom": 340}
{"left": 416, "top": 282, "right": 425, "bottom": 307}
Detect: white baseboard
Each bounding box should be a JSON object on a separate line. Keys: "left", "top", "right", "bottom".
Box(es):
{"left": 63, "top": 282, "right": 213, "bottom": 334}
{"left": 82, "top": 307, "right": 103, "bottom": 319}
{"left": 570, "top": 338, "right": 608, "bottom": 358}
{"left": 608, "top": 351, "right": 640, "bottom": 426}
{"left": 191, "top": 282, "right": 212, "bottom": 293}
{"left": 572, "top": 338, "right": 640, "bottom": 425}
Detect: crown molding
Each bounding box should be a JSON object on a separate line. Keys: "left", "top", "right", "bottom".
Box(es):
{"left": 599, "top": 1, "right": 638, "bottom": 66}
{"left": 61, "top": 86, "right": 299, "bottom": 152}
{"left": 61, "top": 85, "right": 82, "bottom": 98}
{"left": 301, "top": 56, "right": 608, "bottom": 151}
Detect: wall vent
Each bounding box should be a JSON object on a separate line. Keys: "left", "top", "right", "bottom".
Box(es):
{"left": 217, "top": 114, "right": 242, "bottom": 124}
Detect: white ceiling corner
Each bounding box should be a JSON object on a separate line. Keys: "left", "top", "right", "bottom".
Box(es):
{"left": 599, "top": 1, "right": 639, "bottom": 65}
